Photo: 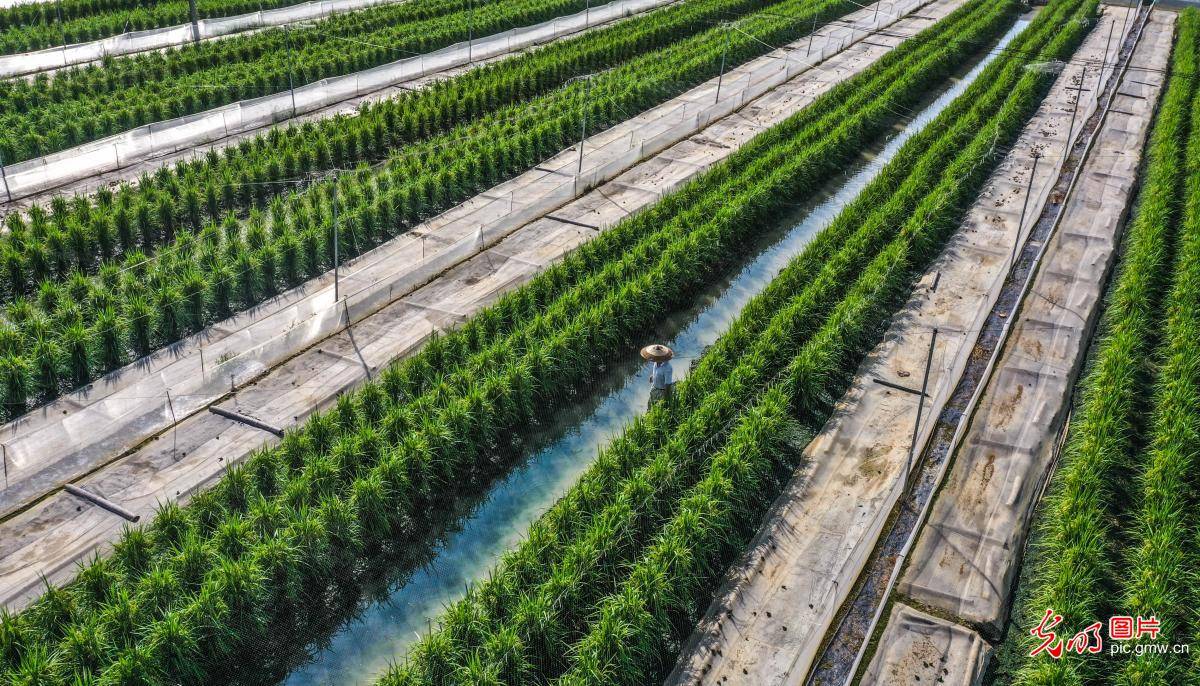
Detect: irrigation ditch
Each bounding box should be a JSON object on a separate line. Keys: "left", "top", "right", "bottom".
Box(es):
{"left": 275, "top": 22, "right": 1019, "bottom": 683}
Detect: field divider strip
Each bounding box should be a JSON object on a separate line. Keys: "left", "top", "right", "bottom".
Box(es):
{"left": 890, "top": 0, "right": 1165, "bottom": 635}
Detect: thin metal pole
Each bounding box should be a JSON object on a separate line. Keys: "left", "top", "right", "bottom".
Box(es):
{"left": 1065, "top": 65, "right": 1085, "bottom": 152}
{"left": 285, "top": 26, "right": 298, "bottom": 119}
{"left": 585, "top": 0, "right": 590, "bottom": 25}
{"left": 2, "top": 444, "right": 7, "bottom": 490}
{"left": 873, "top": 0, "right": 880, "bottom": 26}
{"left": 0, "top": 149, "right": 11, "bottom": 204}
{"left": 468, "top": 0, "right": 474, "bottom": 64}
{"left": 1119, "top": 2, "right": 1133, "bottom": 51}
{"left": 577, "top": 76, "right": 592, "bottom": 178}
{"left": 906, "top": 328, "right": 938, "bottom": 489}
{"left": 1102, "top": 10, "right": 1117, "bottom": 79}
{"left": 188, "top": 0, "right": 201, "bottom": 43}
{"left": 332, "top": 184, "right": 340, "bottom": 301}
{"left": 1014, "top": 153, "right": 1041, "bottom": 265}
{"left": 715, "top": 23, "right": 731, "bottom": 104}
{"left": 166, "top": 390, "right": 178, "bottom": 462}
{"left": 56, "top": 0, "right": 66, "bottom": 46}
{"left": 806, "top": 15, "right": 816, "bottom": 57}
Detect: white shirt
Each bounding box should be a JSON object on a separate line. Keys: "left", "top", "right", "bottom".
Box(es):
{"left": 650, "top": 361, "right": 673, "bottom": 390}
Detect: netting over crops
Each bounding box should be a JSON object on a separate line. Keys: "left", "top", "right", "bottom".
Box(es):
{"left": 0, "top": 0, "right": 674, "bottom": 201}
{"left": 0, "top": 3, "right": 883, "bottom": 523}
{"left": 0, "top": 0, "right": 408, "bottom": 78}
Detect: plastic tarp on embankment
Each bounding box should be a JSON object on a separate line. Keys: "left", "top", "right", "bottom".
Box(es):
{"left": 0, "top": 0, "right": 674, "bottom": 202}
{"left": 0, "top": 0, "right": 410, "bottom": 78}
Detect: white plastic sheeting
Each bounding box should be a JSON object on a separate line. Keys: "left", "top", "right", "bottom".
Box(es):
{"left": 0, "top": 0, "right": 674, "bottom": 202}
{"left": 898, "top": 8, "right": 1168, "bottom": 636}
{"left": 0, "top": 0, "right": 410, "bottom": 78}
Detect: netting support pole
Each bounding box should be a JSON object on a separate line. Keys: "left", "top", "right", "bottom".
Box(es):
{"left": 1102, "top": 8, "right": 1116, "bottom": 78}
{"left": 188, "top": 0, "right": 201, "bottom": 43}
{"left": 1066, "top": 65, "right": 1085, "bottom": 153}
{"left": 807, "top": 15, "right": 816, "bottom": 58}
{"left": 715, "top": 22, "right": 731, "bottom": 104}
{"left": 906, "top": 327, "right": 938, "bottom": 491}
{"left": 1119, "top": 2, "right": 1132, "bottom": 45}
{"left": 578, "top": 75, "right": 593, "bottom": 178}
{"left": 286, "top": 26, "right": 298, "bottom": 119}
{"left": 56, "top": 0, "right": 66, "bottom": 47}
{"left": 332, "top": 184, "right": 340, "bottom": 301}
{"left": 468, "top": 0, "right": 475, "bottom": 63}
{"left": 873, "top": 0, "right": 880, "bottom": 26}
{"left": 585, "top": 0, "right": 590, "bottom": 25}
{"left": 166, "top": 389, "right": 178, "bottom": 462}
{"left": 1014, "top": 153, "right": 1040, "bottom": 265}
{"left": 0, "top": 149, "right": 11, "bottom": 204}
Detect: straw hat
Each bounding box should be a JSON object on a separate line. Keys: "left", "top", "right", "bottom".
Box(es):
{"left": 640, "top": 344, "right": 674, "bottom": 362}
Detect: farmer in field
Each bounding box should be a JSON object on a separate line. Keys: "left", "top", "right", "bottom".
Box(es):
{"left": 641, "top": 344, "right": 674, "bottom": 408}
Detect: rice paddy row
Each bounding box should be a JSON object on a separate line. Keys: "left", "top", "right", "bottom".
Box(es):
{"left": 0, "top": 1, "right": 1023, "bottom": 683}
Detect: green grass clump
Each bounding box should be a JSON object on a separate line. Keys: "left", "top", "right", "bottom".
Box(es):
{"left": 1113, "top": 10, "right": 1200, "bottom": 683}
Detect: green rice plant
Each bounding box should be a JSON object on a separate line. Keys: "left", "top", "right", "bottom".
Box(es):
{"left": 0, "top": 353, "right": 31, "bottom": 413}
{"left": 31, "top": 338, "right": 62, "bottom": 399}
{"left": 0, "top": 0, "right": 836, "bottom": 287}
{"left": 385, "top": 2, "right": 1096, "bottom": 681}
{"left": 0, "top": 0, "right": 1090, "bottom": 680}
{"left": 60, "top": 322, "right": 92, "bottom": 387}
{"left": 0, "top": 0, "right": 895, "bottom": 415}
{"left": 1112, "top": 13, "right": 1200, "bottom": 683}
{"left": 1011, "top": 13, "right": 1198, "bottom": 685}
